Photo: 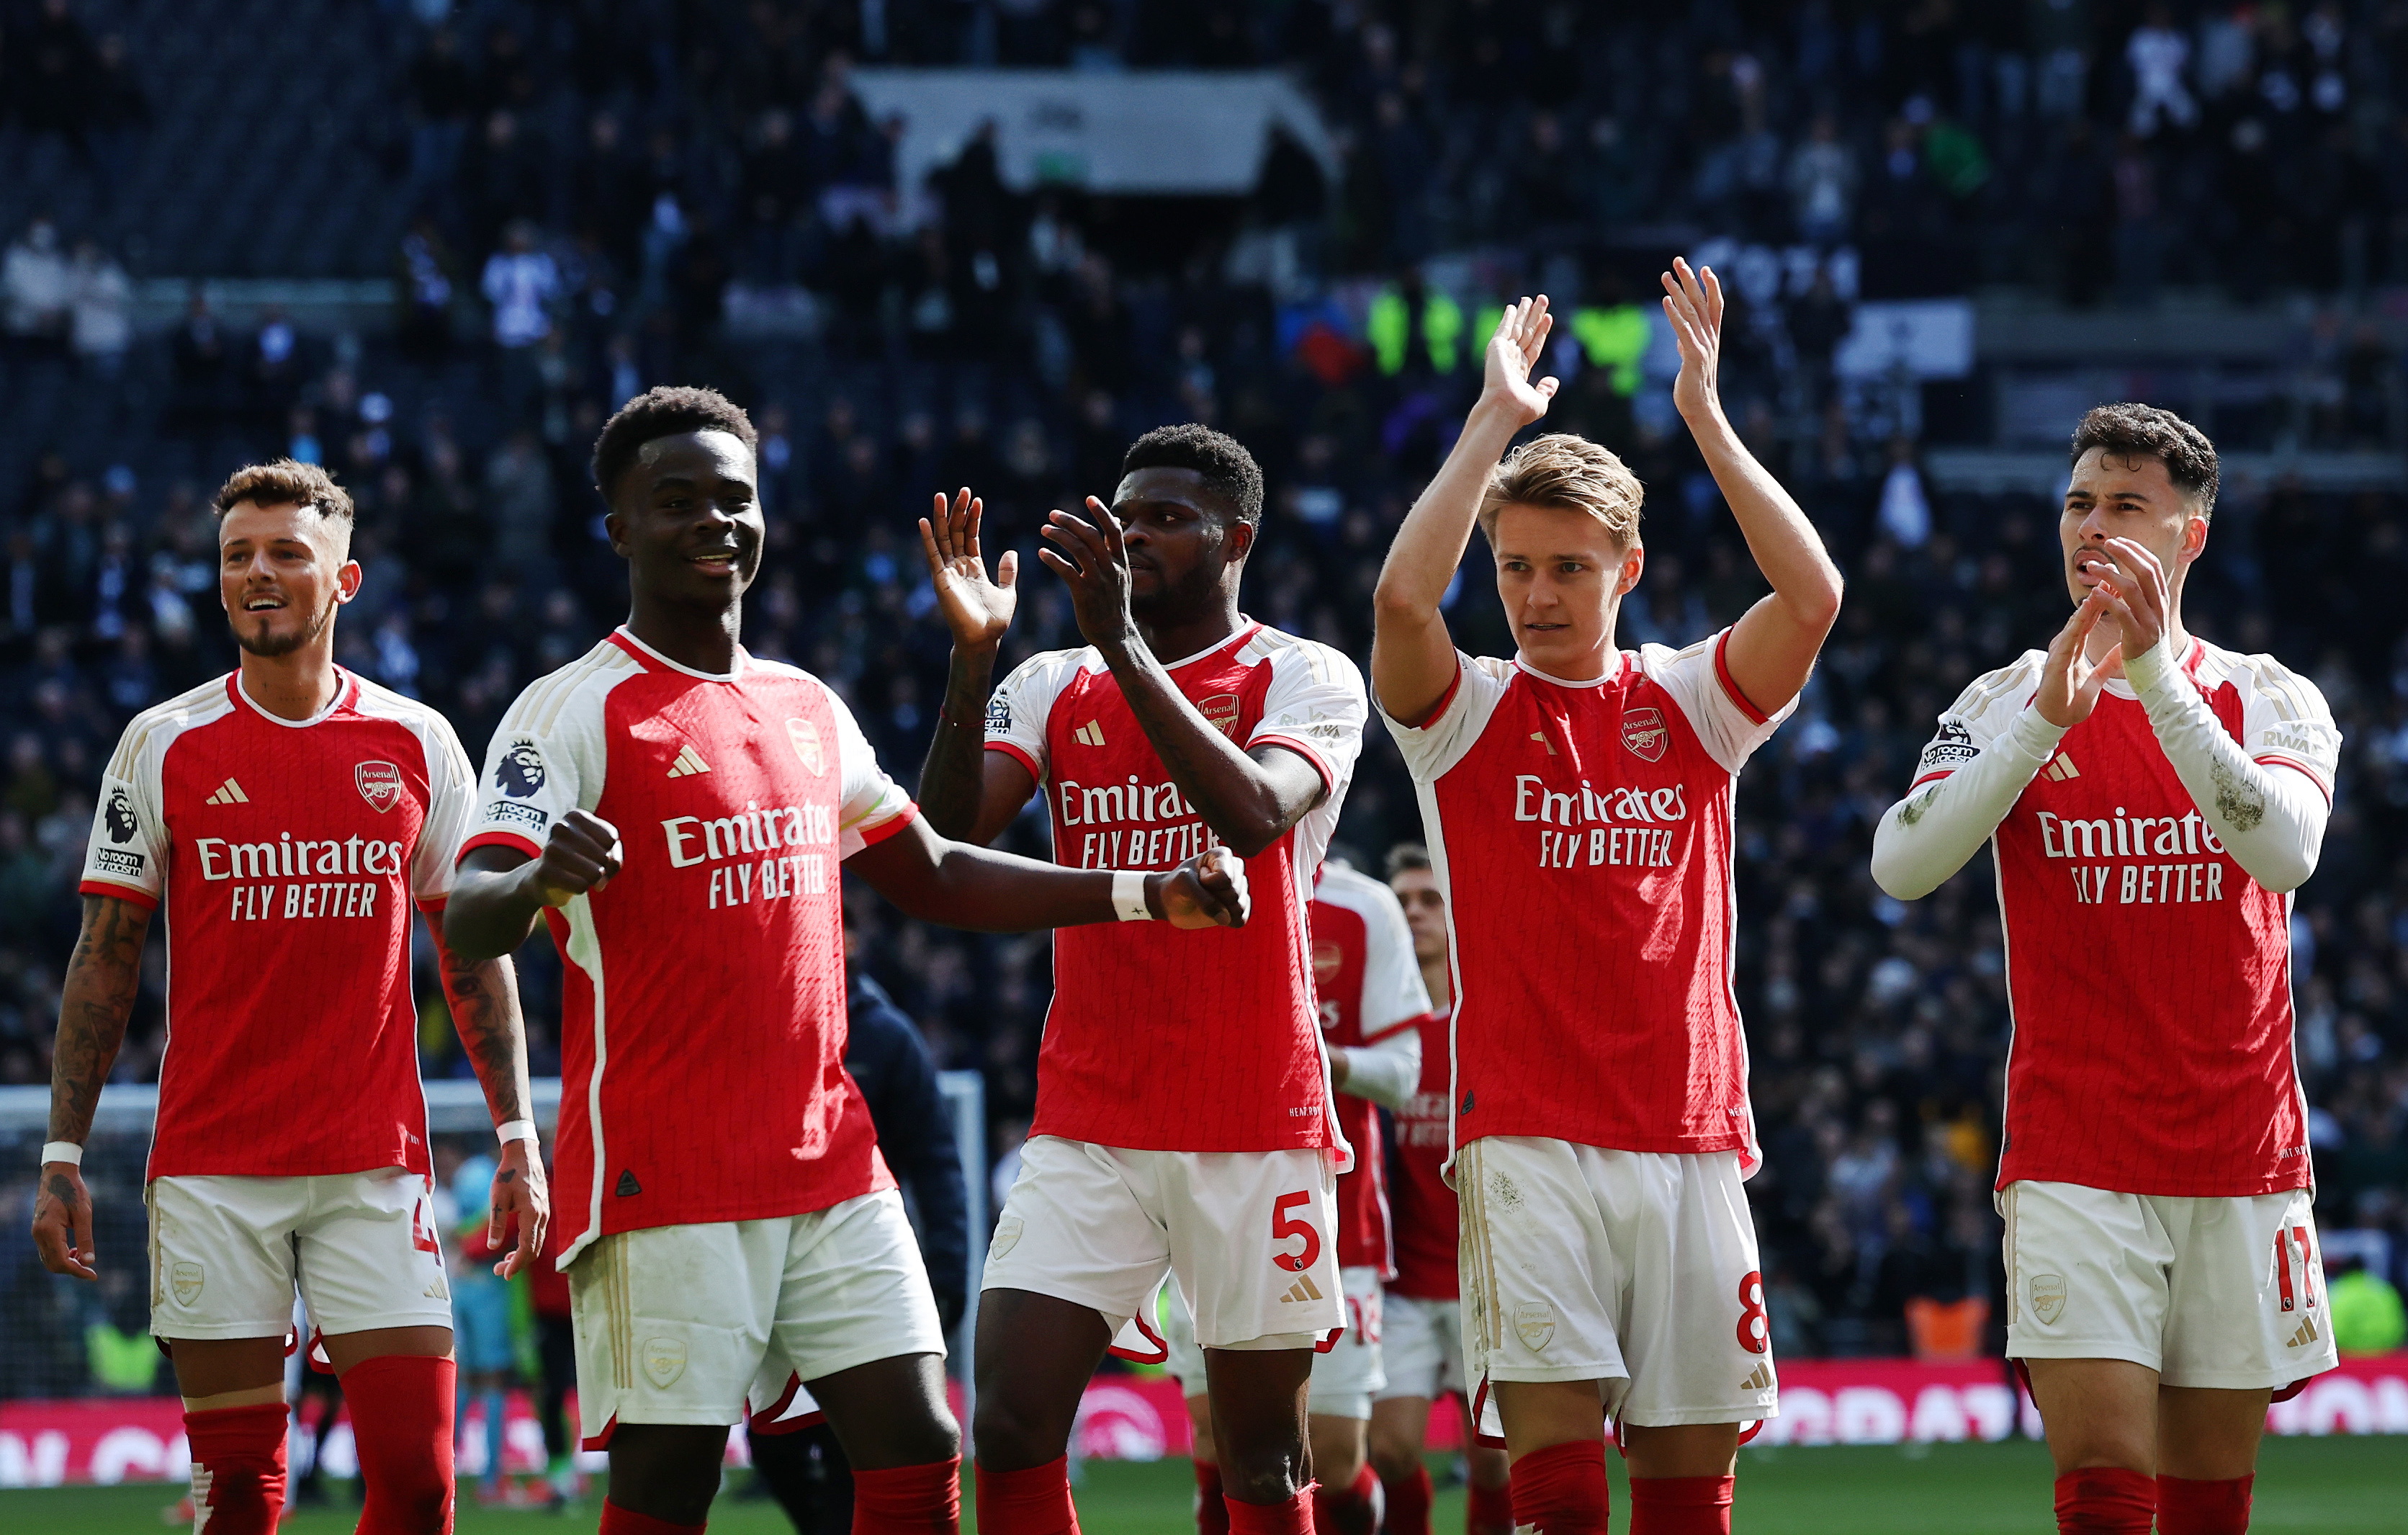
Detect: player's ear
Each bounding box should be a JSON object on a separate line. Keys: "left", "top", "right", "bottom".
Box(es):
{"left": 1225, "top": 516, "right": 1256, "bottom": 563}
{"left": 2178, "top": 507, "right": 2210, "bottom": 565}
{"left": 334, "top": 559, "right": 364, "bottom": 604}
{"left": 602, "top": 506, "right": 630, "bottom": 558}
{"left": 1616, "top": 542, "right": 1645, "bottom": 596}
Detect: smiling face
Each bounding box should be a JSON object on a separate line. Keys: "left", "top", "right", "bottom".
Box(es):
{"left": 218, "top": 500, "right": 359, "bottom": 658}
{"left": 606, "top": 428, "right": 764, "bottom": 609}
{"left": 1491, "top": 502, "right": 1643, "bottom": 679}
{"left": 1109, "top": 465, "right": 1252, "bottom": 619}
{"left": 2059, "top": 446, "right": 2206, "bottom": 606}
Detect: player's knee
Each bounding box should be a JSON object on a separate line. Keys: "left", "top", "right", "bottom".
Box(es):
{"left": 1215, "top": 1431, "right": 1311, "bottom": 1504}
{"left": 1367, "top": 1434, "right": 1418, "bottom": 1485}
{"left": 969, "top": 1389, "right": 1068, "bottom": 1469}
{"left": 1308, "top": 1418, "right": 1367, "bottom": 1486}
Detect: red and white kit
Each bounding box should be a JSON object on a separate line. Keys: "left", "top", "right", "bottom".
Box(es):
{"left": 979, "top": 621, "right": 1365, "bottom": 1348}
{"left": 464, "top": 630, "right": 943, "bottom": 1441}
{"left": 1883, "top": 637, "right": 2342, "bottom": 1388}
{"left": 79, "top": 670, "right": 473, "bottom": 1338}
{"left": 1385, "top": 634, "right": 1790, "bottom": 1429}
{"left": 1163, "top": 860, "right": 1426, "bottom": 1415}
{"left": 1378, "top": 1008, "right": 1465, "bottom": 1405}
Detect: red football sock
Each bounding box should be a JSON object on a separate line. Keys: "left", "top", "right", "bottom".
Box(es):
{"left": 2054, "top": 1467, "right": 2157, "bottom": 1532}
{"left": 1313, "top": 1463, "right": 1381, "bottom": 1535}
{"left": 1509, "top": 1441, "right": 1609, "bottom": 1535}
{"left": 1224, "top": 1485, "right": 1316, "bottom": 1535}
{"left": 1628, "top": 1474, "right": 1734, "bottom": 1534}
{"left": 598, "top": 1501, "right": 706, "bottom": 1534}
{"left": 975, "top": 1457, "right": 1080, "bottom": 1535}
{"left": 853, "top": 1456, "right": 961, "bottom": 1535}
{"left": 1467, "top": 1477, "right": 1514, "bottom": 1535}
{"left": 183, "top": 1402, "right": 289, "bottom": 1535}
{"left": 1382, "top": 1462, "right": 1433, "bottom": 1535}
{"left": 343, "top": 1353, "right": 455, "bottom": 1534}
{"left": 1192, "top": 1461, "right": 1231, "bottom": 1535}
{"left": 2156, "top": 1474, "right": 2253, "bottom": 1535}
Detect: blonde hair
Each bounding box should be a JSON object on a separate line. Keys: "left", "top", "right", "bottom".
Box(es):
{"left": 1477, "top": 433, "right": 1644, "bottom": 552}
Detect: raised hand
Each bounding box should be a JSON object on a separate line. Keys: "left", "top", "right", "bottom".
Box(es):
{"left": 1481, "top": 295, "right": 1559, "bottom": 426}
{"left": 1037, "top": 497, "right": 1138, "bottom": 650}
{"left": 2083, "top": 536, "right": 2171, "bottom": 664}
{"left": 2036, "top": 588, "right": 2124, "bottom": 729}
{"left": 918, "top": 488, "right": 1018, "bottom": 652}
{"left": 526, "top": 810, "right": 623, "bottom": 907}
{"left": 1661, "top": 257, "right": 1726, "bottom": 426}
{"left": 1153, "top": 845, "right": 1250, "bottom": 929}
{"left": 31, "top": 1160, "right": 97, "bottom": 1280}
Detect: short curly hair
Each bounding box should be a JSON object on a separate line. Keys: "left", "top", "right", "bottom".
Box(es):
{"left": 1120, "top": 423, "right": 1264, "bottom": 527}
{"left": 591, "top": 385, "right": 760, "bottom": 501}
{"left": 2070, "top": 403, "right": 2219, "bottom": 516}
{"left": 1478, "top": 433, "right": 1645, "bottom": 552}
{"left": 213, "top": 460, "right": 355, "bottom": 555}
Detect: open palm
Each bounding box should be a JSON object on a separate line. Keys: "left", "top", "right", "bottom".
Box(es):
{"left": 919, "top": 488, "right": 1017, "bottom": 649}
{"left": 1661, "top": 256, "right": 1726, "bottom": 424}
{"left": 1482, "top": 295, "right": 1560, "bottom": 425}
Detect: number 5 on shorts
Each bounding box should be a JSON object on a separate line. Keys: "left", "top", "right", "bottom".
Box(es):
{"left": 1272, "top": 1191, "right": 1321, "bottom": 1274}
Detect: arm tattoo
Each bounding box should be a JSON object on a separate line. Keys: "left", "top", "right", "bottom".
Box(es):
{"left": 48, "top": 895, "right": 152, "bottom": 1144}
{"left": 441, "top": 945, "right": 532, "bottom": 1127}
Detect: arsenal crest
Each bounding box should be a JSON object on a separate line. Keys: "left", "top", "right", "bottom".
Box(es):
{"left": 1622, "top": 707, "right": 1669, "bottom": 763}
{"left": 355, "top": 760, "right": 404, "bottom": 812}
{"left": 1198, "top": 694, "right": 1242, "bottom": 739}
{"left": 1312, "top": 939, "right": 1344, "bottom": 986}
{"left": 786, "top": 717, "right": 826, "bottom": 776}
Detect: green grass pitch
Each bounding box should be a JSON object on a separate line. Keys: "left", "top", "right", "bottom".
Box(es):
{"left": 5, "top": 1438, "right": 2402, "bottom": 1532}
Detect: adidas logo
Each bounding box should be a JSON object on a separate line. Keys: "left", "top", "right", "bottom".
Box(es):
{"left": 1074, "top": 720, "right": 1106, "bottom": 747}
{"left": 2043, "top": 753, "right": 2080, "bottom": 782}
{"left": 205, "top": 778, "right": 249, "bottom": 805}
{"left": 1740, "top": 1362, "right": 1773, "bottom": 1392}
{"left": 666, "top": 744, "right": 711, "bottom": 778}
{"left": 2287, "top": 1315, "right": 2321, "bottom": 1349}
{"left": 1280, "top": 1273, "right": 1326, "bottom": 1304}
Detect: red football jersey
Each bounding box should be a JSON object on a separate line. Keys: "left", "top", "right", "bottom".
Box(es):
{"left": 1311, "top": 862, "right": 1430, "bottom": 1274}
{"left": 1385, "top": 635, "right": 1791, "bottom": 1169}
{"left": 462, "top": 630, "right": 915, "bottom": 1263}
{"left": 1386, "top": 1008, "right": 1457, "bottom": 1300}
{"left": 1910, "top": 639, "right": 2340, "bottom": 1196}
{"left": 78, "top": 671, "right": 475, "bottom": 1179}
{"left": 984, "top": 621, "right": 1367, "bottom": 1155}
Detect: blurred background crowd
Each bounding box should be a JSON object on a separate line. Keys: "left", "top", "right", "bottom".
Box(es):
{"left": 4, "top": 0, "right": 2408, "bottom": 1398}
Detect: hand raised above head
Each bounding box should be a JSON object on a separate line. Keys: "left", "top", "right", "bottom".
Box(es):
{"left": 919, "top": 488, "right": 1018, "bottom": 651}
{"left": 1480, "top": 295, "right": 1559, "bottom": 426}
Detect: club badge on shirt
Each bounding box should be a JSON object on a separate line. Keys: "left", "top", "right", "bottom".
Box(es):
{"left": 356, "top": 760, "right": 404, "bottom": 812}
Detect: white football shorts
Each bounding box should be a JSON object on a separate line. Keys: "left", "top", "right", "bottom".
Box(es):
{"left": 2000, "top": 1180, "right": 2339, "bottom": 1390}
{"left": 982, "top": 1136, "right": 1343, "bottom": 1351}
{"left": 1456, "top": 1137, "right": 1777, "bottom": 1431}
{"left": 147, "top": 1169, "right": 453, "bottom": 1341}
{"left": 1162, "top": 1264, "right": 1385, "bottom": 1418}
{"left": 1377, "top": 1292, "right": 1468, "bottom": 1403}
{"left": 567, "top": 1189, "right": 945, "bottom": 1445}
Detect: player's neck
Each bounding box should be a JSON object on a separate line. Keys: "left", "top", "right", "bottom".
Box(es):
{"left": 236, "top": 645, "right": 342, "bottom": 722}
{"left": 1133, "top": 597, "right": 1244, "bottom": 666}
{"left": 625, "top": 595, "right": 742, "bottom": 676}
{"left": 1420, "top": 959, "right": 1452, "bottom": 1011}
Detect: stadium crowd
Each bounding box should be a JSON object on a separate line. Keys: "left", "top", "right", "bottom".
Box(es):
{"left": 6, "top": 0, "right": 2408, "bottom": 1401}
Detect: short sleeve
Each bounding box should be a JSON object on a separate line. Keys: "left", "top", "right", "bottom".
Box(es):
{"left": 1380, "top": 654, "right": 1512, "bottom": 782}
{"left": 2238, "top": 656, "right": 2342, "bottom": 802}
{"left": 1358, "top": 880, "right": 1432, "bottom": 1037}
{"left": 460, "top": 686, "right": 598, "bottom": 864}
{"left": 829, "top": 686, "right": 918, "bottom": 858}
{"left": 81, "top": 727, "right": 166, "bottom": 909}
{"left": 1643, "top": 630, "right": 1800, "bottom": 775}
{"left": 1252, "top": 640, "right": 1369, "bottom": 797}
{"left": 984, "top": 650, "right": 1081, "bottom": 784}
{"left": 409, "top": 715, "right": 480, "bottom": 906}
{"left": 1907, "top": 656, "right": 2044, "bottom": 788}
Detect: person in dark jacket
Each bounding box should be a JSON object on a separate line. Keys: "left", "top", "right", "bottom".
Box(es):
{"left": 745, "top": 904, "right": 971, "bottom": 1531}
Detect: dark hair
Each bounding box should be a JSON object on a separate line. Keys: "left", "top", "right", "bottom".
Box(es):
{"left": 1385, "top": 842, "right": 1432, "bottom": 878}
{"left": 1120, "top": 423, "right": 1264, "bottom": 527}
{"left": 591, "top": 385, "right": 760, "bottom": 501}
{"left": 2070, "top": 403, "right": 2219, "bottom": 516}
{"left": 213, "top": 459, "right": 354, "bottom": 525}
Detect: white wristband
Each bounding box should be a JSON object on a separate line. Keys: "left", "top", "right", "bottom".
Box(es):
{"left": 1112, "top": 870, "right": 1154, "bottom": 922}
{"left": 40, "top": 1142, "right": 83, "bottom": 1168}
{"left": 495, "top": 1119, "right": 538, "bottom": 1147}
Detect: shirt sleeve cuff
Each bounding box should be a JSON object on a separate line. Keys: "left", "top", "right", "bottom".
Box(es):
{"left": 2006, "top": 704, "right": 2069, "bottom": 761}
{"left": 1712, "top": 630, "right": 1771, "bottom": 725}
{"left": 2123, "top": 637, "right": 2180, "bottom": 699}
{"left": 853, "top": 800, "right": 920, "bottom": 848}
{"left": 984, "top": 740, "right": 1042, "bottom": 783}
{"left": 1249, "top": 733, "right": 1336, "bottom": 794}
{"left": 77, "top": 877, "right": 158, "bottom": 910}
{"left": 457, "top": 828, "right": 544, "bottom": 864}
{"left": 1380, "top": 659, "right": 1464, "bottom": 733}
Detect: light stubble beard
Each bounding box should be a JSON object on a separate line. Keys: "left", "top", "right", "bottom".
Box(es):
{"left": 231, "top": 599, "right": 335, "bottom": 658}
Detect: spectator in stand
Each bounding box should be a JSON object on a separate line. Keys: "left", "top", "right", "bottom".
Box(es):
{"left": 2, "top": 216, "right": 71, "bottom": 354}
{"left": 66, "top": 238, "right": 130, "bottom": 374}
